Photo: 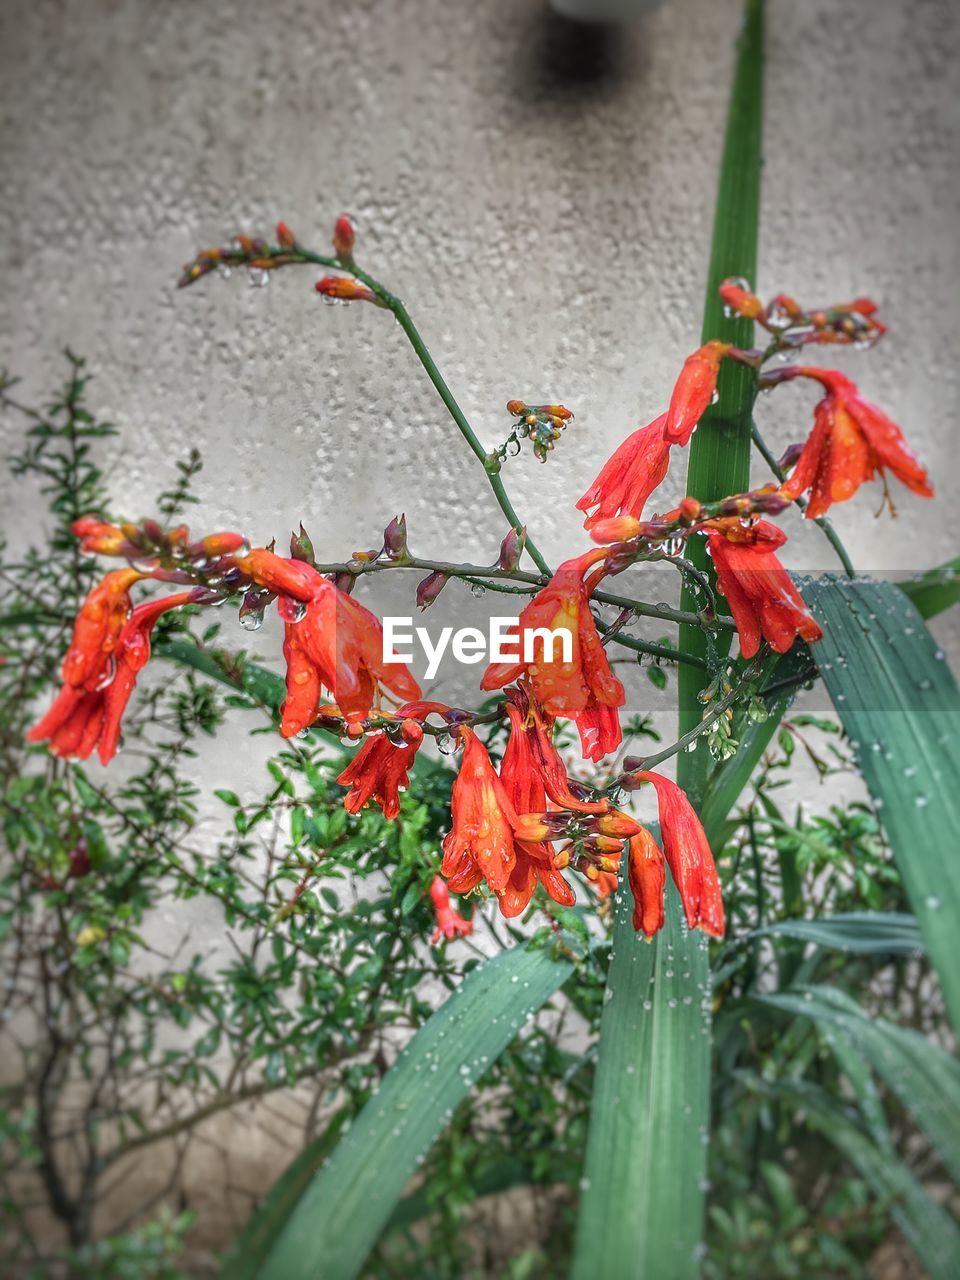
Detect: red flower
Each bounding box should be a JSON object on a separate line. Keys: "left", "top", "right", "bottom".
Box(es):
{"left": 429, "top": 876, "right": 473, "bottom": 943}
{"left": 441, "top": 726, "right": 519, "bottom": 896}
{"left": 337, "top": 718, "right": 424, "bottom": 820}
{"left": 494, "top": 698, "right": 584, "bottom": 917}
{"left": 240, "top": 549, "right": 421, "bottom": 736}
{"left": 627, "top": 826, "right": 666, "bottom": 938}
{"left": 28, "top": 591, "right": 193, "bottom": 764}
{"left": 706, "top": 519, "right": 823, "bottom": 659}
{"left": 778, "top": 368, "right": 933, "bottom": 517}
{"left": 481, "top": 551, "right": 624, "bottom": 762}
{"left": 55, "top": 569, "right": 144, "bottom": 692}
{"left": 502, "top": 687, "right": 607, "bottom": 816}
{"left": 664, "top": 340, "right": 731, "bottom": 445}
{"left": 576, "top": 414, "right": 672, "bottom": 531}
{"left": 631, "top": 772, "right": 724, "bottom": 938}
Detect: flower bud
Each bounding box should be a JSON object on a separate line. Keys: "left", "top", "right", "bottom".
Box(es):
{"left": 290, "top": 522, "right": 316, "bottom": 565}
{"left": 416, "top": 570, "right": 447, "bottom": 610}
{"left": 333, "top": 214, "right": 356, "bottom": 260}
{"left": 719, "top": 277, "right": 764, "bottom": 320}
{"left": 596, "top": 810, "right": 643, "bottom": 838}
{"left": 506, "top": 400, "right": 527, "bottom": 417}
{"left": 400, "top": 718, "right": 424, "bottom": 748}
{"left": 276, "top": 221, "right": 297, "bottom": 249}
{"left": 200, "top": 532, "right": 249, "bottom": 559}
{"left": 588, "top": 516, "right": 641, "bottom": 545}
{"left": 315, "top": 276, "right": 376, "bottom": 303}
{"left": 383, "top": 514, "right": 408, "bottom": 560}
{"left": 498, "top": 526, "right": 525, "bottom": 571}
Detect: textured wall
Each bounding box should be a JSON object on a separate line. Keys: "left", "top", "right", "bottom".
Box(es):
{"left": 2, "top": 0, "right": 958, "bottom": 791}
{"left": 2, "top": 0, "right": 958, "bottom": 1259}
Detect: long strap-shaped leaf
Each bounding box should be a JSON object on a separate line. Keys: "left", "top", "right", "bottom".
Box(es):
{"left": 759, "top": 984, "right": 960, "bottom": 1184}
{"left": 801, "top": 577, "right": 960, "bottom": 1029}
{"left": 257, "top": 944, "right": 571, "bottom": 1280}
{"left": 741, "top": 1073, "right": 960, "bottom": 1280}
{"left": 571, "top": 885, "right": 711, "bottom": 1279}
{"left": 572, "top": 7, "right": 766, "bottom": 1275}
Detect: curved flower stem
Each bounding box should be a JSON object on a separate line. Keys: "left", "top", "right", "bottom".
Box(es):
{"left": 613, "top": 654, "right": 765, "bottom": 778}
{"left": 750, "top": 419, "right": 856, "bottom": 577}
{"left": 311, "top": 554, "right": 732, "bottom": 631}
{"left": 298, "top": 252, "right": 552, "bottom": 577}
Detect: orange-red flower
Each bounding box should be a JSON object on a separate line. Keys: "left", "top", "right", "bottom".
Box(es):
{"left": 28, "top": 591, "right": 193, "bottom": 764}
{"left": 627, "top": 826, "right": 666, "bottom": 938}
{"left": 332, "top": 214, "right": 356, "bottom": 260}
{"left": 576, "top": 414, "right": 672, "bottom": 531}
{"left": 337, "top": 718, "right": 424, "bottom": 820}
{"left": 664, "top": 340, "right": 731, "bottom": 445}
{"left": 777, "top": 368, "right": 933, "bottom": 517}
{"left": 481, "top": 551, "right": 624, "bottom": 762}
{"left": 54, "top": 569, "right": 143, "bottom": 692}
{"left": 441, "top": 726, "right": 519, "bottom": 896}
{"left": 429, "top": 875, "right": 473, "bottom": 943}
{"left": 239, "top": 549, "right": 421, "bottom": 736}
{"left": 502, "top": 687, "right": 607, "bottom": 816}
{"left": 631, "top": 772, "right": 724, "bottom": 938}
{"left": 706, "top": 519, "right": 822, "bottom": 659}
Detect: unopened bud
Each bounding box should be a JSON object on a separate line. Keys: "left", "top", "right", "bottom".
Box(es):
{"left": 596, "top": 810, "right": 643, "bottom": 838}
{"left": 601, "top": 541, "right": 640, "bottom": 576}
{"left": 276, "top": 221, "right": 297, "bottom": 249}
{"left": 290, "top": 522, "right": 316, "bottom": 565}
{"left": 333, "top": 214, "right": 356, "bottom": 261}
{"left": 383, "top": 514, "right": 408, "bottom": 560}
{"left": 589, "top": 516, "right": 641, "bottom": 545}
{"left": 316, "top": 276, "right": 376, "bottom": 303}
{"left": 506, "top": 400, "right": 527, "bottom": 417}
{"left": 400, "top": 718, "right": 423, "bottom": 748}
{"left": 416, "top": 570, "right": 447, "bottom": 610}
{"left": 200, "top": 532, "right": 249, "bottom": 559}
{"left": 498, "top": 526, "right": 525, "bottom": 571}
{"left": 718, "top": 277, "right": 765, "bottom": 320}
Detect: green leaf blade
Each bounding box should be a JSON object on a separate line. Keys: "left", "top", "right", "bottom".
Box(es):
{"left": 258, "top": 944, "right": 571, "bottom": 1280}
{"left": 801, "top": 577, "right": 960, "bottom": 1028}
{"left": 571, "top": 886, "right": 711, "bottom": 1280}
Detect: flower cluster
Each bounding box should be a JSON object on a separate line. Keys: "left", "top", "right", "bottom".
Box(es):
{"left": 30, "top": 221, "right": 934, "bottom": 944}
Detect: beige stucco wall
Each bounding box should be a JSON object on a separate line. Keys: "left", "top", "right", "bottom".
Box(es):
{"left": 1, "top": 0, "right": 958, "bottom": 1261}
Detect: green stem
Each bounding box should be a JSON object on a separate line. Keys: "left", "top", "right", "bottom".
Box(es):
{"left": 302, "top": 253, "right": 551, "bottom": 576}
{"left": 677, "top": 0, "right": 765, "bottom": 807}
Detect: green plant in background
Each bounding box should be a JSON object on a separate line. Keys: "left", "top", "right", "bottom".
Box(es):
{"left": 3, "top": 0, "right": 960, "bottom": 1275}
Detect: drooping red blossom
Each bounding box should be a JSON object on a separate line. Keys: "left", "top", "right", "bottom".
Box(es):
{"left": 54, "top": 568, "right": 144, "bottom": 692}
{"left": 627, "top": 826, "right": 666, "bottom": 938}
{"left": 429, "top": 875, "right": 473, "bottom": 943}
{"left": 663, "top": 340, "right": 731, "bottom": 445}
{"left": 706, "top": 519, "right": 822, "bottom": 659}
{"left": 441, "top": 726, "right": 519, "bottom": 896}
{"left": 631, "top": 772, "right": 724, "bottom": 938}
{"left": 239, "top": 549, "right": 421, "bottom": 736}
{"left": 576, "top": 414, "right": 672, "bottom": 531}
{"left": 775, "top": 368, "right": 933, "bottom": 517}
{"left": 28, "top": 591, "right": 194, "bottom": 764}
{"left": 503, "top": 687, "right": 607, "bottom": 816}
{"left": 337, "top": 718, "right": 424, "bottom": 820}
{"left": 480, "top": 550, "right": 624, "bottom": 762}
